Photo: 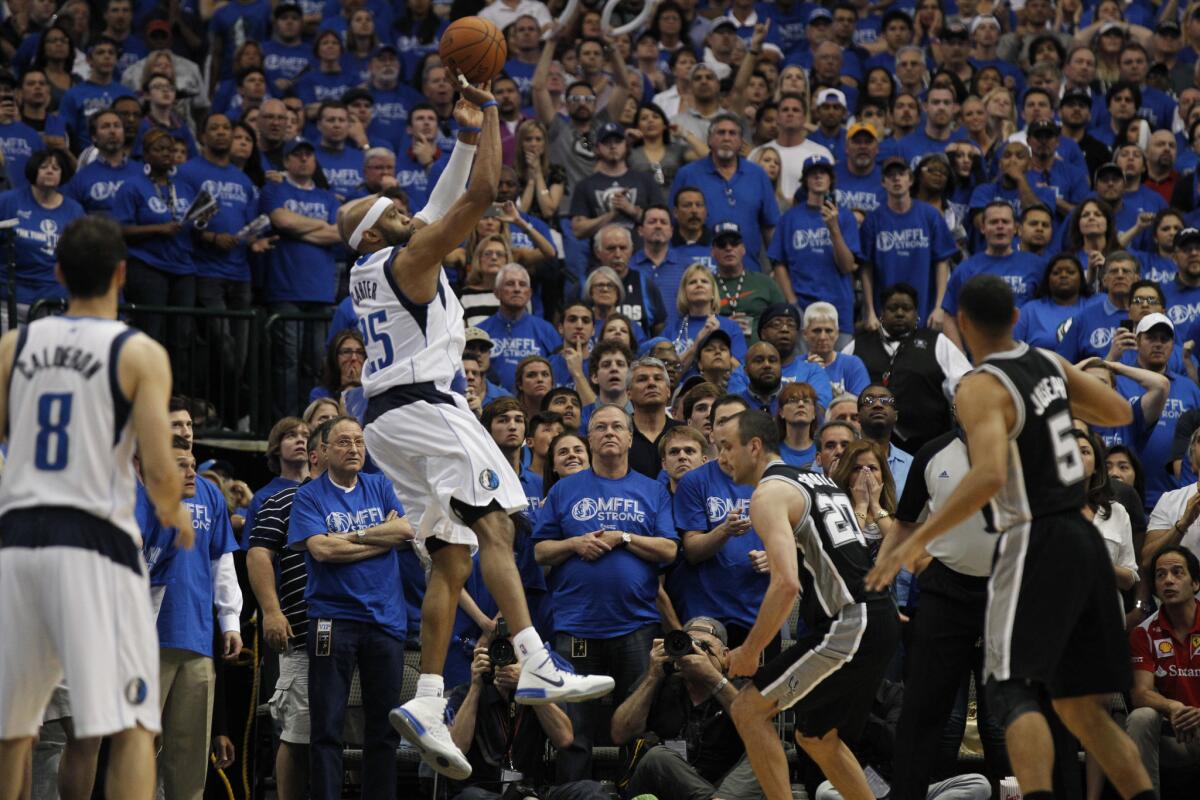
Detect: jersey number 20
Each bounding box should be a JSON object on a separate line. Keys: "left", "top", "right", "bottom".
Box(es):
{"left": 35, "top": 392, "right": 72, "bottom": 471}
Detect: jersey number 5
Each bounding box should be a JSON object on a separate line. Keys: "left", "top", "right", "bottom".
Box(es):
{"left": 1047, "top": 410, "right": 1084, "bottom": 485}
{"left": 35, "top": 392, "right": 72, "bottom": 471}
{"left": 358, "top": 310, "right": 395, "bottom": 376}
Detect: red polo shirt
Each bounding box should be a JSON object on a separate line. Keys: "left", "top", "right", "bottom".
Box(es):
{"left": 1130, "top": 602, "right": 1200, "bottom": 707}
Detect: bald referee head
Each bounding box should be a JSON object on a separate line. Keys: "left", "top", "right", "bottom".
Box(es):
{"left": 338, "top": 193, "right": 417, "bottom": 254}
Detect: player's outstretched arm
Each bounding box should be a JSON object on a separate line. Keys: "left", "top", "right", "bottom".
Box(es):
{"left": 866, "top": 371, "right": 1010, "bottom": 589}
{"left": 728, "top": 481, "right": 800, "bottom": 677}
{"left": 393, "top": 83, "right": 501, "bottom": 291}
{"left": 122, "top": 334, "right": 194, "bottom": 548}
{"left": 1056, "top": 353, "right": 1135, "bottom": 428}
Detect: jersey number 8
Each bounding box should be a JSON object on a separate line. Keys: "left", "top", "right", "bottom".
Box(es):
{"left": 35, "top": 392, "right": 73, "bottom": 471}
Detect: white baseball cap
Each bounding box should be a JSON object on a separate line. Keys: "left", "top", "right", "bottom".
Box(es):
{"left": 1135, "top": 312, "right": 1174, "bottom": 336}
{"left": 815, "top": 88, "right": 847, "bottom": 108}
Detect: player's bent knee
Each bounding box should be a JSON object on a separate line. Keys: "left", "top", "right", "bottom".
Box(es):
{"left": 986, "top": 679, "right": 1044, "bottom": 729}
{"left": 730, "top": 686, "right": 770, "bottom": 724}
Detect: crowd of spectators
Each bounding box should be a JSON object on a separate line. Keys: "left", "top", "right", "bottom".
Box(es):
{"left": 14, "top": 0, "right": 1200, "bottom": 796}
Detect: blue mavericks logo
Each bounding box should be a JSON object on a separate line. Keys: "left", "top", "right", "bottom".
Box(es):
{"left": 479, "top": 469, "right": 500, "bottom": 490}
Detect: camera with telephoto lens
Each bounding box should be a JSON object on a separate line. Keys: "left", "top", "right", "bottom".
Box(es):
{"left": 664, "top": 629, "right": 698, "bottom": 659}
{"left": 489, "top": 617, "right": 517, "bottom": 669}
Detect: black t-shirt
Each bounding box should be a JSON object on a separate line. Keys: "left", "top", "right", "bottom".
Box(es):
{"left": 445, "top": 681, "right": 551, "bottom": 792}
{"left": 570, "top": 169, "right": 667, "bottom": 244}
{"left": 645, "top": 672, "right": 745, "bottom": 785}
{"left": 630, "top": 416, "right": 683, "bottom": 479}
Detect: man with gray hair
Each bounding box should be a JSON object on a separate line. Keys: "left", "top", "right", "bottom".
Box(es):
{"left": 478, "top": 263, "right": 562, "bottom": 391}
{"left": 611, "top": 615, "right": 762, "bottom": 800}
{"left": 534, "top": 402, "right": 679, "bottom": 779}
{"left": 595, "top": 224, "right": 669, "bottom": 336}
{"left": 628, "top": 356, "right": 684, "bottom": 477}
{"left": 802, "top": 302, "right": 871, "bottom": 396}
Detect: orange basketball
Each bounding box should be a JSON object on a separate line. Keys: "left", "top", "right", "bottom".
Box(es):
{"left": 439, "top": 16, "right": 508, "bottom": 86}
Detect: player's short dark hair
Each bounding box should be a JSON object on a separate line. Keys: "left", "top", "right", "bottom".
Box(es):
{"left": 267, "top": 416, "right": 308, "bottom": 473}
{"left": 734, "top": 409, "right": 779, "bottom": 453}
{"left": 1149, "top": 544, "right": 1200, "bottom": 585}
{"left": 56, "top": 216, "right": 127, "bottom": 299}
{"left": 958, "top": 274, "right": 1016, "bottom": 336}
{"left": 528, "top": 410, "right": 564, "bottom": 437}
{"left": 710, "top": 394, "right": 751, "bottom": 428}
{"left": 482, "top": 396, "right": 525, "bottom": 430}
{"left": 170, "top": 434, "right": 190, "bottom": 451}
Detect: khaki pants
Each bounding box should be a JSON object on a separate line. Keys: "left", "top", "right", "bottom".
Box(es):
{"left": 1126, "top": 705, "right": 1200, "bottom": 796}
{"left": 158, "top": 648, "right": 215, "bottom": 800}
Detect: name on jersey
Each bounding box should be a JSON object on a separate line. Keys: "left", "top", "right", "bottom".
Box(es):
{"left": 1030, "top": 375, "right": 1068, "bottom": 416}
{"left": 571, "top": 496, "right": 646, "bottom": 524}
{"left": 707, "top": 496, "right": 749, "bottom": 524}
{"left": 786, "top": 471, "right": 838, "bottom": 490}
{"left": 325, "top": 507, "right": 386, "bottom": 532}
{"left": 352, "top": 280, "right": 378, "bottom": 304}
{"left": 13, "top": 345, "right": 101, "bottom": 381}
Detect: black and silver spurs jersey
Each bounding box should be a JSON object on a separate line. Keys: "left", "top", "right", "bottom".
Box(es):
{"left": 973, "top": 342, "right": 1086, "bottom": 532}
{"left": 760, "top": 462, "right": 887, "bottom": 631}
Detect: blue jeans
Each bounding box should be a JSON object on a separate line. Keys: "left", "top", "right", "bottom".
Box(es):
{"left": 553, "top": 623, "right": 658, "bottom": 782}
{"left": 307, "top": 618, "right": 404, "bottom": 800}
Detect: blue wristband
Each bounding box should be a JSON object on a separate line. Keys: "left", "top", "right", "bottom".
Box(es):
{"left": 480, "top": 100, "right": 498, "bottom": 110}
{"left": 459, "top": 126, "right": 481, "bottom": 133}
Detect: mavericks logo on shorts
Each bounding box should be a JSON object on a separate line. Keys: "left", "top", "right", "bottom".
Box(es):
{"left": 479, "top": 469, "right": 500, "bottom": 491}
{"left": 125, "top": 677, "right": 148, "bottom": 705}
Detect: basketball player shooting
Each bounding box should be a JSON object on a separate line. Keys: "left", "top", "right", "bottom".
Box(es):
{"left": 0, "top": 216, "right": 195, "bottom": 800}
{"left": 866, "top": 275, "right": 1156, "bottom": 800}
{"left": 337, "top": 78, "right": 614, "bottom": 780}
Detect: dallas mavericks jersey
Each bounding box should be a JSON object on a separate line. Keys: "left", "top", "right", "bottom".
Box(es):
{"left": 349, "top": 247, "right": 466, "bottom": 398}
{"left": 974, "top": 343, "right": 1086, "bottom": 532}
{"left": 0, "top": 316, "right": 140, "bottom": 541}
{"left": 760, "top": 462, "right": 884, "bottom": 630}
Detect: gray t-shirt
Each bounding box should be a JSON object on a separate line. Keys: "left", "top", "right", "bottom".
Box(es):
{"left": 548, "top": 110, "right": 611, "bottom": 215}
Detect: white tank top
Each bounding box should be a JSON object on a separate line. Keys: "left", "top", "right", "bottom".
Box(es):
{"left": 0, "top": 316, "right": 140, "bottom": 541}
{"left": 349, "top": 247, "right": 466, "bottom": 398}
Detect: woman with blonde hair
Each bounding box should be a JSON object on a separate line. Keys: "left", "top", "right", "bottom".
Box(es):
{"left": 457, "top": 234, "right": 513, "bottom": 325}
{"left": 303, "top": 397, "right": 340, "bottom": 428}
{"left": 669, "top": 263, "right": 747, "bottom": 368}
{"left": 751, "top": 146, "right": 790, "bottom": 211}
{"left": 514, "top": 119, "right": 566, "bottom": 221}
{"left": 981, "top": 87, "right": 1017, "bottom": 143}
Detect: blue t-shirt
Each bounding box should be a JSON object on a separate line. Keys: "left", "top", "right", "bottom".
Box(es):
{"left": 967, "top": 179, "right": 1058, "bottom": 223}
{"left": 633, "top": 249, "right": 692, "bottom": 312}
{"left": 834, "top": 164, "right": 884, "bottom": 215}
{"left": 0, "top": 120, "right": 42, "bottom": 190}
{"left": 1013, "top": 295, "right": 1094, "bottom": 350}
{"left": 665, "top": 314, "right": 748, "bottom": 364}
{"left": 315, "top": 143, "right": 366, "bottom": 204}
{"left": 176, "top": 156, "right": 261, "bottom": 282}
{"left": 670, "top": 157, "right": 780, "bottom": 262}
{"left": 477, "top": 312, "right": 563, "bottom": 391}
{"left": 58, "top": 80, "right": 135, "bottom": 149}
{"left": 64, "top": 158, "right": 144, "bottom": 214}
{"left": 157, "top": 477, "right": 239, "bottom": 656}
{"left": 213, "top": 1, "right": 274, "bottom": 79}
{"left": 260, "top": 180, "right": 339, "bottom": 303}
{"left": 1164, "top": 279, "right": 1200, "bottom": 332}
{"left": 861, "top": 200, "right": 957, "bottom": 323}
{"left": 136, "top": 483, "right": 180, "bottom": 587}
{"left": 1134, "top": 249, "right": 1177, "bottom": 285}
{"left": 0, "top": 188, "right": 84, "bottom": 304}
{"left": 364, "top": 83, "right": 428, "bottom": 145}
{"left": 262, "top": 40, "right": 313, "bottom": 89}
{"left": 1055, "top": 296, "right": 1127, "bottom": 362}
{"left": 394, "top": 147, "right": 432, "bottom": 210}
{"left": 893, "top": 127, "right": 970, "bottom": 168}
{"left": 823, "top": 352, "right": 871, "bottom": 396}
{"left": 768, "top": 202, "right": 863, "bottom": 333}
{"left": 1117, "top": 372, "right": 1200, "bottom": 508}
{"left": 671, "top": 461, "right": 767, "bottom": 630}
{"left": 287, "top": 471, "right": 408, "bottom": 639}
{"left": 777, "top": 356, "right": 835, "bottom": 408}
{"left": 111, "top": 173, "right": 197, "bottom": 275}
{"left": 942, "top": 251, "right": 1045, "bottom": 315}
{"left": 780, "top": 441, "right": 816, "bottom": 467}
{"left": 532, "top": 468, "right": 677, "bottom": 638}
{"left": 295, "top": 70, "right": 358, "bottom": 107}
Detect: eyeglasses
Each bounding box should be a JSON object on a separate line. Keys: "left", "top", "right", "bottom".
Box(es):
{"left": 337, "top": 347, "right": 367, "bottom": 358}
{"left": 859, "top": 395, "right": 896, "bottom": 407}
{"left": 331, "top": 436, "right": 365, "bottom": 449}
{"left": 568, "top": 95, "right": 597, "bottom": 105}
{"left": 1130, "top": 296, "right": 1163, "bottom": 306}
{"left": 763, "top": 318, "right": 797, "bottom": 331}
{"left": 713, "top": 238, "right": 741, "bottom": 249}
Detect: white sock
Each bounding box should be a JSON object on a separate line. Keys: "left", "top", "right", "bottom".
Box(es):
{"left": 512, "top": 626, "right": 547, "bottom": 663}
{"left": 415, "top": 673, "right": 444, "bottom": 699}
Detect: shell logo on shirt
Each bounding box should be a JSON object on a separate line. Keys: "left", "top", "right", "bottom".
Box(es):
{"left": 1156, "top": 639, "right": 1175, "bottom": 657}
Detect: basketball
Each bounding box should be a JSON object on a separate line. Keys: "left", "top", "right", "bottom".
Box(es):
{"left": 439, "top": 16, "right": 508, "bottom": 86}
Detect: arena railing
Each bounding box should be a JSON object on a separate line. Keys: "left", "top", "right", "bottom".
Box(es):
{"left": 29, "top": 299, "right": 271, "bottom": 439}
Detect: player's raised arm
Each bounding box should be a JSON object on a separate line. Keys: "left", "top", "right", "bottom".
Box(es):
{"left": 1054, "top": 352, "right": 1136, "bottom": 428}
{"left": 392, "top": 82, "right": 501, "bottom": 289}
{"left": 866, "top": 371, "right": 1012, "bottom": 589}
{"left": 122, "top": 334, "right": 194, "bottom": 548}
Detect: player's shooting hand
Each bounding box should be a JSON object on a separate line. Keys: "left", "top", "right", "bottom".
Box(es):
{"left": 727, "top": 644, "right": 759, "bottom": 678}
{"left": 457, "top": 82, "right": 496, "bottom": 110}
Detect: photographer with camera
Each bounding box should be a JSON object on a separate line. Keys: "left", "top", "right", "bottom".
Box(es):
{"left": 446, "top": 620, "right": 608, "bottom": 800}
{"left": 610, "top": 617, "right": 762, "bottom": 800}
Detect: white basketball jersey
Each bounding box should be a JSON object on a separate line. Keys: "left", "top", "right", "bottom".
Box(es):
{"left": 350, "top": 247, "right": 466, "bottom": 398}
{"left": 0, "top": 316, "right": 140, "bottom": 541}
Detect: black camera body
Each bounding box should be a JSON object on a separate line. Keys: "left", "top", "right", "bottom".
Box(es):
{"left": 489, "top": 617, "right": 517, "bottom": 668}
{"left": 664, "top": 629, "right": 697, "bottom": 659}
